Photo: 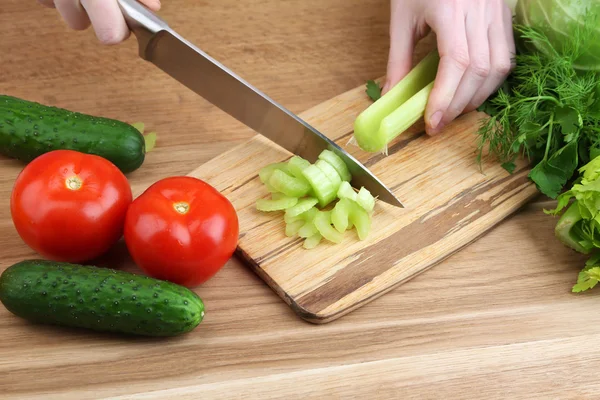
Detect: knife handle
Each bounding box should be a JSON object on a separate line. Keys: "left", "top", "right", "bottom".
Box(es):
{"left": 117, "top": 0, "right": 170, "bottom": 52}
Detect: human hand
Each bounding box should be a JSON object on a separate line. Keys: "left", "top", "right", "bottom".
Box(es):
{"left": 384, "top": 0, "right": 516, "bottom": 135}
{"left": 37, "top": 0, "right": 161, "bottom": 45}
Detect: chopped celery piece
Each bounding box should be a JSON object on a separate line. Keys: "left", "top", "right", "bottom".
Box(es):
{"left": 298, "top": 221, "right": 318, "bottom": 238}
{"left": 353, "top": 50, "right": 440, "bottom": 152}
{"left": 256, "top": 196, "right": 298, "bottom": 211}
{"left": 332, "top": 198, "right": 352, "bottom": 233}
{"left": 131, "top": 122, "right": 145, "bottom": 133}
{"left": 302, "top": 165, "right": 337, "bottom": 207}
{"left": 264, "top": 181, "right": 280, "bottom": 193}
{"left": 337, "top": 181, "right": 358, "bottom": 202}
{"left": 259, "top": 162, "right": 289, "bottom": 184}
{"left": 314, "top": 210, "right": 344, "bottom": 244}
{"left": 303, "top": 233, "right": 322, "bottom": 249}
{"left": 318, "top": 149, "right": 351, "bottom": 182}
{"left": 287, "top": 156, "right": 311, "bottom": 179}
{"left": 315, "top": 159, "right": 342, "bottom": 189}
{"left": 269, "top": 169, "right": 311, "bottom": 197}
{"left": 300, "top": 206, "right": 318, "bottom": 221}
{"left": 144, "top": 132, "right": 157, "bottom": 152}
{"left": 356, "top": 187, "right": 375, "bottom": 213}
{"left": 349, "top": 201, "right": 371, "bottom": 240}
{"left": 347, "top": 219, "right": 354, "bottom": 230}
{"left": 285, "top": 220, "right": 305, "bottom": 237}
{"left": 285, "top": 206, "right": 318, "bottom": 224}
{"left": 284, "top": 212, "right": 303, "bottom": 224}
{"left": 285, "top": 198, "right": 319, "bottom": 218}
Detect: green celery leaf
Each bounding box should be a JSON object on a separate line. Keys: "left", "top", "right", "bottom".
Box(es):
{"left": 131, "top": 122, "right": 145, "bottom": 134}
{"left": 573, "top": 265, "right": 600, "bottom": 293}
{"left": 580, "top": 155, "right": 600, "bottom": 182}
{"left": 501, "top": 162, "right": 516, "bottom": 174}
{"left": 144, "top": 132, "right": 157, "bottom": 152}
{"left": 365, "top": 80, "right": 382, "bottom": 102}
{"left": 528, "top": 141, "right": 579, "bottom": 198}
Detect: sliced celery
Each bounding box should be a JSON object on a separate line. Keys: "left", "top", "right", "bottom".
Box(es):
{"left": 300, "top": 206, "right": 318, "bottom": 222}
{"left": 298, "top": 220, "right": 318, "bottom": 238}
{"left": 144, "top": 132, "right": 157, "bottom": 152}
{"left": 269, "top": 169, "right": 311, "bottom": 197}
{"left": 356, "top": 187, "right": 375, "bottom": 213}
{"left": 256, "top": 195, "right": 298, "bottom": 211}
{"left": 285, "top": 220, "right": 305, "bottom": 237}
{"left": 353, "top": 50, "right": 440, "bottom": 152}
{"left": 314, "top": 210, "right": 344, "bottom": 244}
{"left": 131, "top": 122, "right": 145, "bottom": 133}
{"left": 303, "top": 233, "right": 322, "bottom": 249}
{"left": 284, "top": 211, "right": 303, "bottom": 224}
{"left": 315, "top": 159, "right": 342, "bottom": 190}
{"left": 302, "top": 165, "right": 337, "bottom": 207}
{"left": 349, "top": 201, "right": 371, "bottom": 240}
{"left": 287, "top": 156, "right": 311, "bottom": 179}
{"left": 285, "top": 198, "right": 319, "bottom": 218}
{"left": 318, "top": 149, "right": 351, "bottom": 182}
{"left": 337, "top": 181, "right": 358, "bottom": 202}
{"left": 259, "top": 162, "right": 289, "bottom": 184}
{"left": 331, "top": 198, "right": 351, "bottom": 233}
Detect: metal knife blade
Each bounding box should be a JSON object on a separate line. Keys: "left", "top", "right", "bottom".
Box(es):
{"left": 117, "top": 0, "right": 403, "bottom": 208}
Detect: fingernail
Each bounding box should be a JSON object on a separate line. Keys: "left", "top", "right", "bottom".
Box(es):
{"left": 426, "top": 111, "right": 446, "bottom": 136}
{"left": 428, "top": 111, "right": 443, "bottom": 130}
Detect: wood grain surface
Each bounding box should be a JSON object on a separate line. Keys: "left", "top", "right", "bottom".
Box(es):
{"left": 1, "top": 0, "right": 599, "bottom": 399}
{"left": 176, "top": 64, "right": 539, "bottom": 323}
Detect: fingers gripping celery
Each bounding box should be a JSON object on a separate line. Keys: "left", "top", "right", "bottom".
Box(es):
{"left": 353, "top": 50, "right": 440, "bottom": 152}
{"left": 255, "top": 150, "right": 380, "bottom": 248}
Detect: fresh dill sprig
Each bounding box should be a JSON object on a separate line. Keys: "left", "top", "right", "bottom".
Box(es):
{"left": 476, "top": 17, "right": 600, "bottom": 199}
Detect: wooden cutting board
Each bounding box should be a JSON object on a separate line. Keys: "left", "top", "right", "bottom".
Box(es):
{"left": 155, "top": 78, "right": 539, "bottom": 324}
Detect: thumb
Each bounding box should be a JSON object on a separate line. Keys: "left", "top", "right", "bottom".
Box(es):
{"left": 383, "top": 14, "right": 416, "bottom": 94}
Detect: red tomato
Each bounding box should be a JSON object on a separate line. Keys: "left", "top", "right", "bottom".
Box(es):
{"left": 10, "top": 150, "right": 133, "bottom": 263}
{"left": 124, "top": 176, "right": 239, "bottom": 287}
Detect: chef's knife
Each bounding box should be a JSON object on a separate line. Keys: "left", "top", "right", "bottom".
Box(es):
{"left": 116, "top": 0, "right": 403, "bottom": 208}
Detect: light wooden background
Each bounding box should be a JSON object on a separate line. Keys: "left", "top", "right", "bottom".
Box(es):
{"left": 2, "top": 0, "right": 600, "bottom": 399}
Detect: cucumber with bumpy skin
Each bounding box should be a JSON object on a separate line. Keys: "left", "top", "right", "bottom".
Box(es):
{"left": 0, "top": 260, "right": 205, "bottom": 337}
{"left": 0, "top": 95, "right": 146, "bottom": 173}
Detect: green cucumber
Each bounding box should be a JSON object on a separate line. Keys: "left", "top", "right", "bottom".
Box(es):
{"left": 0, "top": 260, "right": 205, "bottom": 337}
{"left": 0, "top": 95, "right": 146, "bottom": 173}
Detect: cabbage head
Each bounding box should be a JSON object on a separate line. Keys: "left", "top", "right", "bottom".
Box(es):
{"left": 515, "top": 0, "right": 600, "bottom": 71}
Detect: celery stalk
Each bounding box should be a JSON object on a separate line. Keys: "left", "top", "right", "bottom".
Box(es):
{"left": 379, "top": 81, "right": 435, "bottom": 147}
{"left": 353, "top": 50, "right": 439, "bottom": 152}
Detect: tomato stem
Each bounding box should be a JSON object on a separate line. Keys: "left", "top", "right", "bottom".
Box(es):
{"left": 65, "top": 176, "right": 82, "bottom": 191}
{"left": 173, "top": 202, "right": 190, "bottom": 215}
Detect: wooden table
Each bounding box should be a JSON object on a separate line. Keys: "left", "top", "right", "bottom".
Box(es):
{"left": 2, "top": 1, "right": 599, "bottom": 398}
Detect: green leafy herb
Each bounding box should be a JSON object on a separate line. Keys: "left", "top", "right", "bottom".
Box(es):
{"left": 476, "top": 16, "right": 600, "bottom": 199}
{"left": 573, "top": 253, "right": 600, "bottom": 293}
{"left": 365, "top": 80, "right": 382, "bottom": 102}
{"left": 546, "top": 155, "right": 600, "bottom": 291}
